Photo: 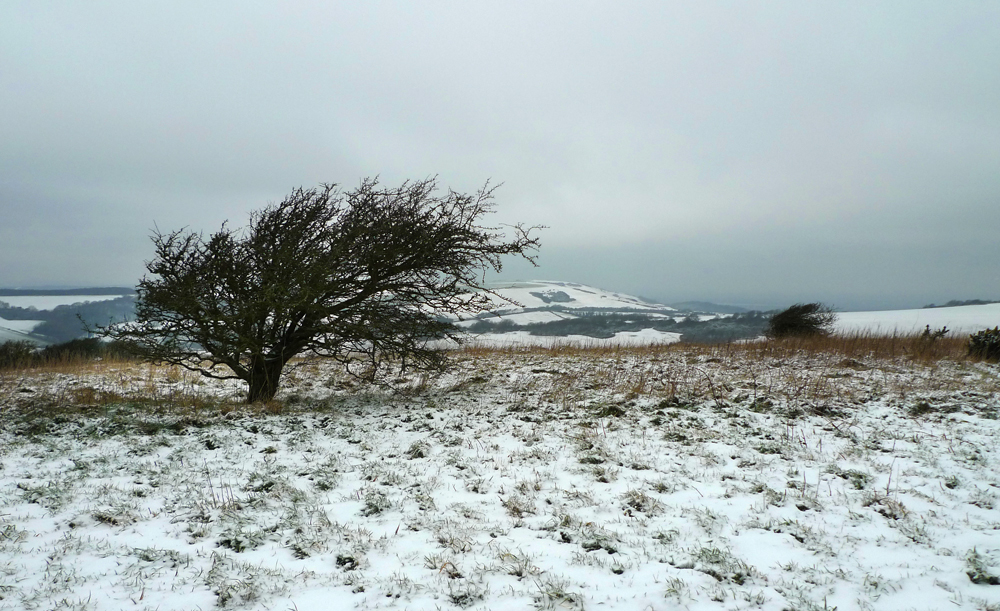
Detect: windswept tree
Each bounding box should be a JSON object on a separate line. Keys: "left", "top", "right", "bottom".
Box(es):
{"left": 102, "top": 178, "right": 540, "bottom": 402}
{"left": 766, "top": 303, "right": 837, "bottom": 338}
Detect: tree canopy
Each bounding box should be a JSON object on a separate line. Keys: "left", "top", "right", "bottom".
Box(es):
{"left": 766, "top": 302, "right": 837, "bottom": 338}
{"left": 102, "top": 178, "right": 540, "bottom": 402}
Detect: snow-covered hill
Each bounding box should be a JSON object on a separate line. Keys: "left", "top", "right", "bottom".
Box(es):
{"left": 456, "top": 280, "right": 680, "bottom": 326}
{"left": 483, "top": 280, "right": 675, "bottom": 313}
{"left": 456, "top": 282, "right": 1000, "bottom": 346}
{"left": 450, "top": 281, "right": 684, "bottom": 346}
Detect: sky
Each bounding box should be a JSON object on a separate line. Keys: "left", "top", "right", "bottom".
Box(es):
{"left": 1, "top": 2, "right": 998, "bottom": 311}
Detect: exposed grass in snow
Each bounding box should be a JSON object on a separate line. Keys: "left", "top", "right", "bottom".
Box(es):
{"left": 0, "top": 343, "right": 999, "bottom": 610}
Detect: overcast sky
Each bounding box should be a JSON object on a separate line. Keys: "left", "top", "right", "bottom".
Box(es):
{"left": 2, "top": 2, "right": 998, "bottom": 310}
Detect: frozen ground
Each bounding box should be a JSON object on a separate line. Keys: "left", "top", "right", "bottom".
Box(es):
{"left": 1, "top": 349, "right": 999, "bottom": 610}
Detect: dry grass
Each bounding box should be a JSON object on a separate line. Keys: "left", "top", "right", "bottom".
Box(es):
{"left": 455, "top": 331, "right": 999, "bottom": 419}
{"left": 1, "top": 331, "right": 992, "bottom": 420}
{"left": 459, "top": 330, "right": 973, "bottom": 363}
{"left": 0, "top": 358, "right": 243, "bottom": 418}
{"left": 712, "top": 331, "right": 970, "bottom": 363}
{"left": 2, "top": 332, "right": 997, "bottom": 610}
{"left": 0, "top": 353, "right": 140, "bottom": 375}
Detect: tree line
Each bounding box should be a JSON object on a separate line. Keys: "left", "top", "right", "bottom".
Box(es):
{"left": 0, "top": 296, "right": 136, "bottom": 343}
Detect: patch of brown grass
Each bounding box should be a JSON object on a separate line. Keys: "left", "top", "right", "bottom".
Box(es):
{"left": 458, "top": 331, "right": 971, "bottom": 364}
{"left": 2, "top": 354, "right": 142, "bottom": 376}
{"left": 708, "top": 332, "right": 969, "bottom": 363}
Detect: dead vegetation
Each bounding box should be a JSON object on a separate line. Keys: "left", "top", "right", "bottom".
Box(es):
{"left": 1, "top": 331, "right": 995, "bottom": 420}
{"left": 0, "top": 331, "right": 998, "bottom": 610}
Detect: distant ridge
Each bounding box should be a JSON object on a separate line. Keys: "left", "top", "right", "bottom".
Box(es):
{"left": 668, "top": 300, "right": 749, "bottom": 314}
{"left": 923, "top": 299, "right": 1000, "bottom": 309}
{"left": 0, "top": 287, "right": 134, "bottom": 296}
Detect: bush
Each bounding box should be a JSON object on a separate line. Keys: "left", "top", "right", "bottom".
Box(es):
{"left": 466, "top": 319, "right": 518, "bottom": 334}
{"left": 39, "top": 338, "right": 133, "bottom": 363}
{"left": 919, "top": 325, "right": 949, "bottom": 342}
{"left": 968, "top": 327, "right": 1000, "bottom": 362}
{"left": 767, "top": 303, "right": 836, "bottom": 338}
{"left": 0, "top": 340, "right": 37, "bottom": 370}
{"left": 0, "top": 338, "right": 134, "bottom": 370}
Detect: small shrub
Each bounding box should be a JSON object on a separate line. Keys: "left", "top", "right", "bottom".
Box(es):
{"left": 40, "top": 337, "right": 105, "bottom": 362}
{"left": 336, "top": 555, "right": 359, "bottom": 571}
{"left": 832, "top": 468, "right": 871, "bottom": 490}
{"left": 621, "top": 489, "right": 664, "bottom": 515}
{"left": 766, "top": 303, "right": 836, "bottom": 338}
{"left": 501, "top": 494, "right": 535, "bottom": 518}
{"left": 969, "top": 327, "right": 1000, "bottom": 362}
{"left": 966, "top": 549, "right": 1000, "bottom": 585}
{"left": 360, "top": 489, "right": 391, "bottom": 516}
{"left": 919, "top": 325, "right": 949, "bottom": 342}
{"left": 0, "top": 340, "right": 37, "bottom": 369}
{"left": 405, "top": 440, "right": 431, "bottom": 459}
{"left": 218, "top": 528, "right": 266, "bottom": 553}
{"left": 0, "top": 338, "right": 136, "bottom": 370}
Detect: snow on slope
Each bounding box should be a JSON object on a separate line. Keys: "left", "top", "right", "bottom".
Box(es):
{"left": 446, "top": 281, "right": 681, "bottom": 346}
{"left": 0, "top": 316, "right": 45, "bottom": 345}
{"left": 485, "top": 280, "right": 674, "bottom": 312}
{"left": 0, "top": 316, "right": 43, "bottom": 334}
{"left": 454, "top": 310, "right": 574, "bottom": 326}
{"left": 836, "top": 303, "right": 1000, "bottom": 335}
{"left": 0, "top": 326, "right": 43, "bottom": 344}
{"left": 0, "top": 328, "right": 27, "bottom": 343}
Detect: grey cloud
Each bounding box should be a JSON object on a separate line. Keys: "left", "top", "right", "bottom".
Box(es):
{"left": 1, "top": 2, "right": 998, "bottom": 307}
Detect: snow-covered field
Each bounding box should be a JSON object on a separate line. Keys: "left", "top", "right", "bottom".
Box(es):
{"left": 0, "top": 315, "right": 43, "bottom": 334}
{"left": 1, "top": 348, "right": 999, "bottom": 610}
{"left": 836, "top": 304, "right": 1000, "bottom": 335}
{"left": 0, "top": 318, "right": 43, "bottom": 344}
{"left": 0, "top": 328, "right": 36, "bottom": 344}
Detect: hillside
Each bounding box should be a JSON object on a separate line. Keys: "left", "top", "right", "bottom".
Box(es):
{"left": 462, "top": 283, "right": 1000, "bottom": 346}
{"left": 459, "top": 281, "right": 766, "bottom": 344}
{"left": 484, "top": 281, "right": 676, "bottom": 313}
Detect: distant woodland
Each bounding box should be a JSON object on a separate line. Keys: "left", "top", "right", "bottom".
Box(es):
{"left": 466, "top": 310, "right": 773, "bottom": 343}
{"left": 0, "top": 296, "right": 136, "bottom": 343}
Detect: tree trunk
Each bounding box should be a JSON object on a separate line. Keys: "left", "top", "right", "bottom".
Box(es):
{"left": 246, "top": 355, "right": 285, "bottom": 403}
